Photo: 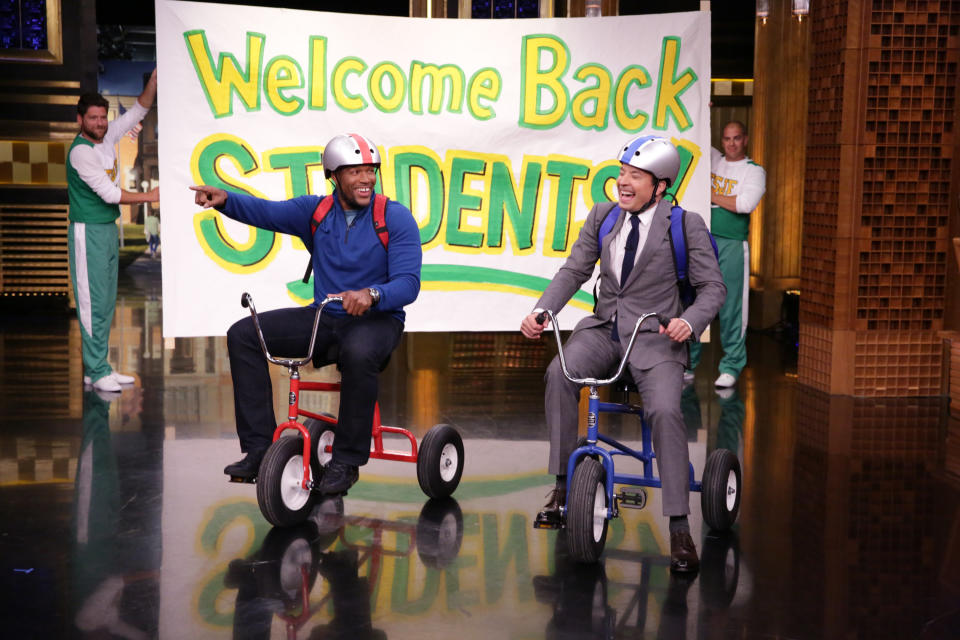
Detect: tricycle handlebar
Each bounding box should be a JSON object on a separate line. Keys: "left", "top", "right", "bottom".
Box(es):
{"left": 241, "top": 293, "right": 343, "bottom": 367}
{"left": 538, "top": 309, "right": 666, "bottom": 387}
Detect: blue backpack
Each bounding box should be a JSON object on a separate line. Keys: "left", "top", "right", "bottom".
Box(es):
{"left": 597, "top": 204, "right": 719, "bottom": 309}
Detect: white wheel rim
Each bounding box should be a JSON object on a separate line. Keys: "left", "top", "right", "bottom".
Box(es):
{"left": 281, "top": 455, "right": 311, "bottom": 510}
{"left": 316, "top": 431, "right": 334, "bottom": 466}
{"left": 278, "top": 538, "right": 312, "bottom": 597}
{"left": 439, "top": 443, "right": 458, "bottom": 482}
{"left": 592, "top": 481, "right": 606, "bottom": 542}
{"left": 725, "top": 469, "right": 738, "bottom": 511}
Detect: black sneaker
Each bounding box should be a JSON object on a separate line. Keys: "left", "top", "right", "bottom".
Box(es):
{"left": 317, "top": 460, "right": 359, "bottom": 495}
{"left": 224, "top": 449, "right": 266, "bottom": 481}
{"left": 533, "top": 487, "right": 566, "bottom": 529}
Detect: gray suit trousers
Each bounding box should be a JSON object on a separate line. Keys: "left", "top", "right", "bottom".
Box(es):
{"left": 544, "top": 323, "right": 690, "bottom": 517}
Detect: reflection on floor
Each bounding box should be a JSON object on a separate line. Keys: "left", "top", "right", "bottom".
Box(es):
{"left": 0, "top": 255, "right": 958, "bottom": 639}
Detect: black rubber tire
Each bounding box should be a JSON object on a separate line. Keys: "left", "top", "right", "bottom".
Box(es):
{"left": 416, "top": 424, "right": 464, "bottom": 499}
{"left": 701, "top": 449, "right": 741, "bottom": 531}
{"left": 256, "top": 523, "right": 320, "bottom": 603}
{"left": 257, "top": 436, "right": 316, "bottom": 527}
{"left": 699, "top": 530, "right": 740, "bottom": 609}
{"left": 415, "top": 497, "right": 464, "bottom": 568}
{"left": 304, "top": 416, "right": 336, "bottom": 481}
{"left": 567, "top": 458, "right": 609, "bottom": 564}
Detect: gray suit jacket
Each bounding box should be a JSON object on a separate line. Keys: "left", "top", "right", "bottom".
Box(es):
{"left": 536, "top": 199, "right": 726, "bottom": 370}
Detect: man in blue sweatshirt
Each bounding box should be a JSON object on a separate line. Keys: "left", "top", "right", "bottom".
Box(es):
{"left": 191, "top": 133, "right": 422, "bottom": 494}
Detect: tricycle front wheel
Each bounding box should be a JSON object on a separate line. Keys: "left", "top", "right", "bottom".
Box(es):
{"left": 257, "top": 436, "right": 316, "bottom": 527}
{"left": 567, "top": 457, "right": 609, "bottom": 564}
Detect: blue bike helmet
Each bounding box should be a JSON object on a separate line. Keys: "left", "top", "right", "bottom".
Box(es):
{"left": 618, "top": 136, "right": 680, "bottom": 187}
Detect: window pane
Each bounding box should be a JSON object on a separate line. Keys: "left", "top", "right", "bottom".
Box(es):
{"left": 22, "top": 0, "right": 47, "bottom": 50}
{"left": 0, "top": 0, "right": 22, "bottom": 49}
{"left": 472, "top": 0, "right": 492, "bottom": 18}
{"left": 517, "top": 0, "right": 539, "bottom": 18}
{"left": 0, "top": 0, "right": 47, "bottom": 51}
{"left": 493, "top": 0, "right": 515, "bottom": 18}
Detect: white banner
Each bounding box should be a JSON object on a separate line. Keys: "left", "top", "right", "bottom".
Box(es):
{"left": 156, "top": 1, "right": 711, "bottom": 336}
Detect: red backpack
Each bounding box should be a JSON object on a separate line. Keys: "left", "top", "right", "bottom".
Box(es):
{"left": 302, "top": 193, "right": 390, "bottom": 283}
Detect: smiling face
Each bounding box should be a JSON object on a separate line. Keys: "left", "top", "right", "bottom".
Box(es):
{"left": 78, "top": 105, "right": 109, "bottom": 144}
{"left": 333, "top": 165, "right": 378, "bottom": 210}
{"left": 721, "top": 122, "right": 748, "bottom": 161}
{"left": 617, "top": 163, "right": 664, "bottom": 212}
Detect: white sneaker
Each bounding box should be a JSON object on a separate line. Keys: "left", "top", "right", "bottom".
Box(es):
{"left": 110, "top": 371, "right": 136, "bottom": 384}
{"left": 714, "top": 373, "right": 737, "bottom": 388}
{"left": 682, "top": 371, "right": 695, "bottom": 385}
{"left": 83, "top": 372, "right": 135, "bottom": 386}
{"left": 92, "top": 375, "right": 122, "bottom": 392}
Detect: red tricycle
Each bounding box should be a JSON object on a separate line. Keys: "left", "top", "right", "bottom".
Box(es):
{"left": 237, "top": 293, "right": 465, "bottom": 527}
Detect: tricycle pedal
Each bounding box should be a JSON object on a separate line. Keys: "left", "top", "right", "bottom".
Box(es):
{"left": 228, "top": 475, "right": 257, "bottom": 484}
{"left": 617, "top": 488, "right": 647, "bottom": 509}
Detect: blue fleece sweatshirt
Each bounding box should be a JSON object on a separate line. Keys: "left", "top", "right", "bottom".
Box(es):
{"left": 220, "top": 191, "right": 422, "bottom": 322}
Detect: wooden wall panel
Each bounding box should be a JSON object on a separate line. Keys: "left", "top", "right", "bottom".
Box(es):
{"left": 799, "top": 0, "right": 960, "bottom": 397}
{"left": 750, "top": 1, "right": 810, "bottom": 328}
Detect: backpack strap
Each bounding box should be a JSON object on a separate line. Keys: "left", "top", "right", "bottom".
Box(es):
{"left": 310, "top": 194, "right": 336, "bottom": 237}
{"left": 669, "top": 205, "right": 688, "bottom": 284}
{"left": 669, "top": 205, "right": 720, "bottom": 308}
{"left": 596, "top": 205, "right": 621, "bottom": 255}
{"left": 304, "top": 195, "right": 337, "bottom": 283}
{"left": 302, "top": 194, "right": 390, "bottom": 284}
{"left": 371, "top": 193, "right": 389, "bottom": 250}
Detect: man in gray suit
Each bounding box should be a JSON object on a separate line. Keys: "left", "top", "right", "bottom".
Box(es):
{"left": 520, "top": 136, "right": 725, "bottom": 572}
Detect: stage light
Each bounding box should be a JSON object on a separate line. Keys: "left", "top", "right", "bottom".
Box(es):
{"left": 792, "top": 0, "right": 810, "bottom": 22}
{"left": 756, "top": 0, "right": 769, "bottom": 25}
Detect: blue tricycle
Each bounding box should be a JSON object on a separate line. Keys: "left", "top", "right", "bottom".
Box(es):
{"left": 536, "top": 310, "right": 741, "bottom": 563}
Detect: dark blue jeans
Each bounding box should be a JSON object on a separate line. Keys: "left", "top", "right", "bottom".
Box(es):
{"left": 226, "top": 306, "right": 403, "bottom": 466}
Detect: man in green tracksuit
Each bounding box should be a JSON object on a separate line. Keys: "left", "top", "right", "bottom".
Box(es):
{"left": 68, "top": 70, "right": 159, "bottom": 393}
{"left": 688, "top": 121, "right": 766, "bottom": 388}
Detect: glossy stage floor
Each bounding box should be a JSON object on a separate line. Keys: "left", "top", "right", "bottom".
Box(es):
{"left": 1, "top": 255, "right": 958, "bottom": 640}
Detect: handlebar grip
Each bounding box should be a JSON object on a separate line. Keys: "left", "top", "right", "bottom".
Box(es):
{"left": 535, "top": 311, "right": 547, "bottom": 325}
{"left": 241, "top": 292, "right": 251, "bottom": 308}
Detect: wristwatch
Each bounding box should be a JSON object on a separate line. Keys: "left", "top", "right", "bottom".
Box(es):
{"left": 368, "top": 287, "right": 380, "bottom": 305}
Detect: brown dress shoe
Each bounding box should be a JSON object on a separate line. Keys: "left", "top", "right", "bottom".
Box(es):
{"left": 534, "top": 487, "right": 566, "bottom": 529}
{"left": 670, "top": 530, "right": 700, "bottom": 573}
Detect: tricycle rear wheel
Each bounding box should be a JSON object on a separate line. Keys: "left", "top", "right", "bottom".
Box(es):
{"left": 304, "top": 416, "right": 336, "bottom": 481}
{"left": 417, "top": 424, "right": 464, "bottom": 498}
{"left": 701, "top": 449, "right": 741, "bottom": 531}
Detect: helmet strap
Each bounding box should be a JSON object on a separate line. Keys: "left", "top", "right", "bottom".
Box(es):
{"left": 641, "top": 173, "right": 663, "bottom": 212}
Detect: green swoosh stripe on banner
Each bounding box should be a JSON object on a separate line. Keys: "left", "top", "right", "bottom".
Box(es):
{"left": 346, "top": 472, "right": 553, "bottom": 503}
{"left": 286, "top": 264, "right": 596, "bottom": 307}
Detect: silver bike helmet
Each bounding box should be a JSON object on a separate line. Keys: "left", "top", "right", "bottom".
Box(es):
{"left": 617, "top": 136, "right": 680, "bottom": 187}
{"left": 322, "top": 133, "right": 381, "bottom": 178}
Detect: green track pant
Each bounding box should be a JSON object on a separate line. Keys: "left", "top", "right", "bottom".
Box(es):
{"left": 689, "top": 236, "right": 749, "bottom": 378}
{"left": 68, "top": 221, "right": 118, "bottom": 384}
